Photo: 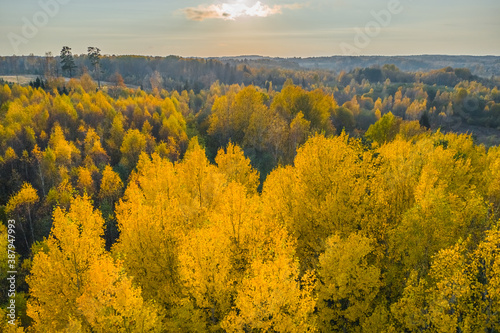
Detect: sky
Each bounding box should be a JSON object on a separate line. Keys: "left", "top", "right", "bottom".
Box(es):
{"left": 0, "top": 0, "right": 499, "bottom": 57}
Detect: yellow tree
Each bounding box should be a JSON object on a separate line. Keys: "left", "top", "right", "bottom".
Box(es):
{"left": 113, "top": 153, "right": 184, "bottom": 307}
{"left": 26, "top": 195, "right": 160, "bottom": 332}
{"left": 44, "top": 179, "right": 76, "bottom": 211}
{"left": 175, "top": 181, "right": 261, "bottom": 330}
{"left": 486, "top": 146, "right": 500, "bottom": 216}
{"left": 215, "top": 142, "right": 259, "bottom": 193}
{"left": 177, "top": 214, "right": 235, "bottom": 330}
{"left": 286, "top": 111, "right": 311, "bottom": 162}
{"left": 0, "top": 223, "right": 26, "bottom": 331}
{"left": 261, "top": 164, "right": 296, "bottom": 227}
{"left": 105, "top": 115, "right": 125, "bottom": 164}
{"left": 262, "top": 134, "right": 370, "bottom": 270}
{"left": 98, "top": 164, "right": 124, "bottom": 245}
{"left": 75, "top": 166, "right": 95, "bottom": 197}
{"left": 222, "top": 228, "right": 317, "bottom": 333}
{"left": 98, "top": 165, "right": 124, "bottom": 205}
{"left": 0, "top": 223, "right": 9, "bottom": 292}
{"left": 270, "top": 83, "right": 304, "bottom": 122}
{"left": 31, "top": 144, "right": 51, "bottom": 196}
{"left": 365, "top": 112, "right": 402, "bottom": 146}
{"left": 0, "top": 83, "right": 12, "bottom": 104}
{"left": 266, "top": 112, "right": 289, "bottom": 163}
{"left": 119, "top": 128, "right": 147, "bottom": 172}
{"left": 114, "top": 144, "right": 224, "bottom": 304}
{"left": 394, "top": 227, "right": 499, "bottom": 333}
{"left": 391, "top": 271, "right": 430, "bottom": 332}
{"left": 114, "top": 144, "right": 230, "bottom": 328}
{"left": 79, "top": 73, "right": 97, "bottom": 93}
{"left": 468, "top": 227, "right": 500, "bottom": 332}
{"left": 316, "top": 233, "right": 382, "bottom": 332}
{"left": 82, "top": 127, "right": 110, "bottom": 168}
{"left": 6, "top": 182, "right": 39, "bottom": 248}
{"left": 48, "top": 123, "right": 80, "bottom": 168}
{"left": 0, "top": 223, "right": 27, "bottom": 331}
{"left": 306, "top": 88, "right": 336, "bottom": 133}
{"left": 26, "top": 195, "right": 106, "bottom": 331}
{"left": 426, "top": 243, "right": 474, "bottom": 333}
{"left": 0, "top": 307, "right": 25, "bottom": 333}
{"left": 209, "top": 86, "right": 267, "bottom": 146}
{"left": 229, "top": 86, "right": 265, "bottom": 143}
{"left": 370, "top": 136, "right": 430, "bottom": 298}
{"left": 76, "top": 256, "right": 161, "bottom": 333}
{"left": 243, "top": 102, "right": 273, "bottom": 152}
{"left": 177, "top": 137, "right": 225, "bottom": 223}
{"left": 208, "top": 94, "right": 233, "bottom": 146}
{"left": 390, "top": 143, "right": 487, "bottom": 277}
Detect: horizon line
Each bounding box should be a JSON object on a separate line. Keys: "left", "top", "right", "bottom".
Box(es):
{"left": 1, "top": 53, "right": 500, "bottom": 59}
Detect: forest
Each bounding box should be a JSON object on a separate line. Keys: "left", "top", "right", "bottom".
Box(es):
{"left": 0, "top": 53, "right": 500, "bottom": 332}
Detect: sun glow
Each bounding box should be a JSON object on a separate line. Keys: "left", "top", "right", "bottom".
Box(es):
{"left": 183, "top": 1, "right": 303, "bottom": 21}
{"left": 222, "top": 1, "right": 280, "bottom": 19}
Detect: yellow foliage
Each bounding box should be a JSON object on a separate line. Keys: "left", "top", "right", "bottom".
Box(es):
{"left": 114, "top": 153, "right": 187, "bottom": 306}
{"left": 83, "top": 128, "right": 110, "bottom": 167}
{"left": 486, "top": 146, "right": 500, "bottom": 211}
{"left": 391, "top": 141, "right": 487, "bottom": 276}
{"left": 27, "top": 195, "right": 159, "bottom": 332}
{"left": 317, "top": 233, "right": 381, "bottom": 332}
{"left": 4, "top": 146, "right": 17, "bottom": 162}
{"left": 263, "top": 134, "right": 370, "bottom": 270}
{"left": 177, "top": 137, "right": 225, "bottom": 216}
{"left": 0, "top": 308, "right": 26, "bottom": 333}
{"left": 27, "top": 195, "right": 105, "bottom": 331}
{"left": 98, "top": 165, "right": 123, "bottom": 202}
{"left": 119, "top": 129, "right": 147, "bottom": 171}
{"left": 223, "top": 229, "right": 317, "bottom": 332}
{"left": 45, "top": 179, "right": 76, "bottom": 210}
{"left": 2, "top": 80, "right": 499, "bottom": 331}
{"left": 287, "top": 111, "right": 311, "bottom": 159}
{"left": 79, "top": 73, "right": 97, "bottom": 93}
{"left": 178, "top": 218, "right": 235, "bottom": 329}
{"left": 6, "top": 182, "right": 39, "bottom": 214}
{"left": 76, "top": 166, "right": 95, "bottom": 196}
{"left": 391, "top": 271, "right": 430, "bottom": 332}
{"left": 76, "top": 256, "right": 161, "bottom": 333}
{"left": 427, "top": 244, "right": 472, "bottom": 332}
{"left": 176, "top": 181, "right": 267, "bottom": 329}
{"left": 48, "top": 124, "right": 80, "bottom": 167}
{"left": 0, "top": 224, "right": 11, "bottom": 281}
{"left": 467, "top": 227, "right": 500, "bottom": 331}
{"left": 215, "top": 142, "right": 259, "bottom": 193}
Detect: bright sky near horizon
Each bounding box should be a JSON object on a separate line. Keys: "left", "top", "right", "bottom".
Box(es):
{"left": 0, "top": 0, "right": 499, "bottom": 57}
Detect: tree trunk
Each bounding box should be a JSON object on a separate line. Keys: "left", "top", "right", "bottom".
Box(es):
{"left": 27, "top": 206, "right": 35, "bottom": 245}
{"left": 17, "top": 214, "right": 30, "bottom": 251}
{"left": 37, "top": 162, "right": 46, "bottom": 197}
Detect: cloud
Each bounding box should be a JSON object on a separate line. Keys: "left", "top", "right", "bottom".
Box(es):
{"left": 182, "top": 1, "right": 304, "bottom": 21}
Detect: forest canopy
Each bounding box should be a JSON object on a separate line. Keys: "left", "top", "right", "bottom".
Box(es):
{"left": 0, "top": 62, "right": 500, "bottom": 332}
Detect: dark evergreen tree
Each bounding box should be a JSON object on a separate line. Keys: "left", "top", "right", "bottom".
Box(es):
{"left": 60, "top": 46, "right": 76, "bottom": 78}
{"left": 420, "top": 111, "right": 431, "bottom": 129}
{"left": 87, "top": 46, "right": 101, "bottom": 89}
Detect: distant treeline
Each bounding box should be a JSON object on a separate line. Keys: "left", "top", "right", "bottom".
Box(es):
{"left": 0, "top": 54, "right": 321, "bottom": 92}
{"left": 1, "top": 54, "right": 499, "bottom": 93}
{"left": 226, "top": 55, "right": 500, "bottom": 78}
